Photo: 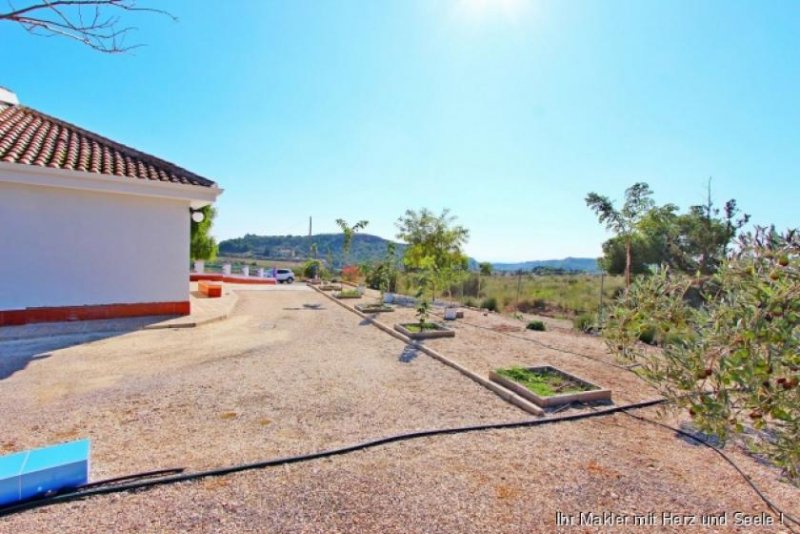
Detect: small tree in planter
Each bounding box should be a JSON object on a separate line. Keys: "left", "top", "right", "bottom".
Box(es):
{"left": 414, "top": 294, "right": 434, "bottom": 329}
{"left": 394, "top": 263, "right": 454, "bottom": 339}
{"left": 415, "top": 272, "right": 433, "bottom": 328}
{"left": 336, "top": 218, "right": 369, "bottom": 267}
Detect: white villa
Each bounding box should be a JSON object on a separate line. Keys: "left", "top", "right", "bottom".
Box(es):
{"left": 0, "top": 87, "right": 222, "bottom": 326}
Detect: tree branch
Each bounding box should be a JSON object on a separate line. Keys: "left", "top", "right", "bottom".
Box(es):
{"left": 1, "top": 0, "right": 175, "bottom": 53}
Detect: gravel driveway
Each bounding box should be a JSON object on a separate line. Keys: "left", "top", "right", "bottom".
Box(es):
{"left": 0, "top": 289, "right": 797, "bottom": 532}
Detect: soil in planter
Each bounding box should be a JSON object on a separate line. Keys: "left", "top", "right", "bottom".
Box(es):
{"left": 495, "top": 366, "right": 596, "bottom": 397}
{"left": 403, "top": 322, "right": 445, "bottom": 333}
{"left": 320, "top": 285, "right": 342, "bottom": 291}
{"left": 356, "top": 304, "right": 394, "bottom": 312}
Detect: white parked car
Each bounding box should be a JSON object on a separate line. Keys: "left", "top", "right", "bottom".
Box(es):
{"left": 275, "top": 268, "right": 295, "bottom": 284}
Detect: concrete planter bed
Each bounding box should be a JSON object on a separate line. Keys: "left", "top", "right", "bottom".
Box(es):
{"left": 489, "top": 365, "right": 611, "bottom": 408}
{"left": 335, "top": 290, "right": 362, "bottom": 299}
{"left": 355, "top": 304, "right": 395, "bottom": 313}
{"left": 319, "top": 284, "right": 342, "bottom": 291}
{"left": 395, "top": 322, "right": 455, "bottom": 340}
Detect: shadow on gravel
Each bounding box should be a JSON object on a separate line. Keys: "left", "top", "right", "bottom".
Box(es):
{"left": 399, "top": 345, "right": 420, "bottom": 363}
{"left": 676, "top": 421, "right": 723, "bottom": 447}
{"left": 0, "top": 331, "right": 126, "bottom": 381}
{"left": 0, "top": 316, "right": 169, "bottom": 382}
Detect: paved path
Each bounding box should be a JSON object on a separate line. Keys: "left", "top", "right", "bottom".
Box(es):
{"left": 0, "top": 282, "right": 312, "bottom": 339}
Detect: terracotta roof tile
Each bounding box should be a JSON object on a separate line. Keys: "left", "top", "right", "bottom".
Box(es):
{"left": 0, "top": 103, "right": 216, "bottom": 187}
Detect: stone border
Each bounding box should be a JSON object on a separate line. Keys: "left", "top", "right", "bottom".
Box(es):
{"left": 309, "top": 284, "right": 544, "bottom": 416}
{"left": 489, "top": 365, "right": 612, "bottom": 408}
{"left": 395, "top": 323, "right": 455, "bottom": 339}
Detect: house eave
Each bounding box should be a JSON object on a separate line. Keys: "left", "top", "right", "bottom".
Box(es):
{"left": 0, "top": 161, "right": 223, "bottom": 208}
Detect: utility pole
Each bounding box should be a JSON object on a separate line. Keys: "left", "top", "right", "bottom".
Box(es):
{"left": 308, "top": 216, "right": 313, "bottom": 260}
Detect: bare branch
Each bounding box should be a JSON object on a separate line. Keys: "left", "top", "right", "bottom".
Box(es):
{"left": 1, "top": 0, "right": 175, "bottom": 53}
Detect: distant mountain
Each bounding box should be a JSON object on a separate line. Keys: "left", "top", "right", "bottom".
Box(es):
{"left": 219, "top": 233, "right": 596, "bottom": 273}
{"left": 491, "top": 257, "right": 600, "bottom": 273}
{"left": 219, "top": 233, "right": 405, "bottom": 267}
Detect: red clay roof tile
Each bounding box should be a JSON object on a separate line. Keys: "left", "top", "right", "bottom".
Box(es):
{"left": 0, "top": 103, "right": 216, "bottom": 187}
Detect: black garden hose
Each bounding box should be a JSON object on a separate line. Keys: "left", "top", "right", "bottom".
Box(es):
{"left": 2, "top": 398, "right": 795, "bottom": 531}
{"left": 0, "top": 398, "right": 665, "bottom": 517}
{"left": 620, "top": 409, "right": 800, "bottom": 531}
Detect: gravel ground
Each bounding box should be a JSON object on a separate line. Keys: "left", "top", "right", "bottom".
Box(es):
{"left": 383, "top": 302, "right": 659, "bottom": 406}
{"left": 1, "top": 289, "right": 798, "bottom": 532}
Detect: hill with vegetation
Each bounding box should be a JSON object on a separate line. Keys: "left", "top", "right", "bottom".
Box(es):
{"left": 219, "top": 233, "right": 598, "bottom": 272}
{"left": 491, "top": 257, "right": 599, "bottom": 273}
{"left": 218, "top": 233, "right": 405, "bottom": 267}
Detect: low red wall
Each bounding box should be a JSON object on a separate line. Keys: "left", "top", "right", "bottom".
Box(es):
{"left": 190, "top": 274, "right": 277, "bottom": 285}
{"left": 0, "top": 301, "right": 191, "bottom": 327}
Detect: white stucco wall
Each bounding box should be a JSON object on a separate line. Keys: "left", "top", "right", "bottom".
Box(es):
{"left": 0, "top": 181, "right": 190, "bottom": 310}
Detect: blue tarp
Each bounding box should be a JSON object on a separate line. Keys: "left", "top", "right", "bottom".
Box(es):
{"left": 0, "top": 439, "right": 89, "bottom": 506}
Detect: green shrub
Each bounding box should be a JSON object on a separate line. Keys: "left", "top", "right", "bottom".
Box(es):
{"left": 573, "top": 313, "right": 594, "bottom": 333}
{"left": 481, "top": 297, "right": 498, "bottom": 312}
{"left": 302, "top": 259, "right": 325, "bottom": 279}
{"left": 604, "top": 228, "right": 800, "bottom": 480}
{"left": 526, "top": 320, "right": 546, "bottom": 331}
{"left": 463, "top": 297, "right": 477, "bottom": 308}
{"left": 637, "top": 325, "right": 657, "bottom": 345}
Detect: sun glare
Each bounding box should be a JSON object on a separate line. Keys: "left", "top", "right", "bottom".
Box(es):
{"left": 454, "top": 0, "right": 530, "bottom": 22}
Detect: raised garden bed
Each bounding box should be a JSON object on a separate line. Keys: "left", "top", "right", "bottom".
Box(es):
{"left": 319, "top": 284, "right": 342, "bottom": 291}
{"left": 335, "top": 290, "right": 362, "bottom": 299}
{"left": 489, "top": 365, "right": 611, "bottom": 407}
{"left": 355, "top": 304, "right": 395, "bottom": 313}
{"left": 395, "top": 322, "right": 455, "bottom": 340}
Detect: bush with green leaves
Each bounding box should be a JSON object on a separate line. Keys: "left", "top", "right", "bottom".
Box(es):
{"left": 526, "top": 320, "right": 545, "bottom": 331}
{"left": 604, "top": 228, "right": 800, "bottom": 480}
{"left": 481, "top": 296, "right": 498, "bottom": 312}
{"left": 573, "top": 313, "right": 595, "bottom": 333}
{"left": 302, "top": 259, "right": 325, "bottom": 279}
{"left": 190, "top": 205, "right": 218, "bottom": 261}
{"left": 365, "top": 243, "right": 399, "bottom": 297}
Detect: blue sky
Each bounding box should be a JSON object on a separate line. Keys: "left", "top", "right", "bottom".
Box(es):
{"left": 3, "top": 0, "right": 798, "bottom": 261}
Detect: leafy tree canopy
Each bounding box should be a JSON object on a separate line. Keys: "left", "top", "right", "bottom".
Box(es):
{"left": 190, "top": 205, "right": 218, "bottom": 261}
{"left": 593, "top": 181, "right": 749, "bottom": 278}
{"left": 604, "top": 227, "right": 800, "bottom": 480}
{"left": 396, "top": 208, "right": 470, "bottom": 299}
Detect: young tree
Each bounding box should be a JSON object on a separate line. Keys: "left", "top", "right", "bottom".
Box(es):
{"left": 586, "top": 183, "right": 655, "bottom": 288}
{"left": 190, "top": 205, "right": 218, "bottom": 261}
{"left": 598, "top": 185, "right": 750, "bottom": 277}
{"left": 396, "top": 208, "right": 469, "bottom": 301}
{"left": 0, "top": 0, "right": 175, "bottom": 53}
{"left": 335, "top": 218, "right": 368, "bottom": 268}
{"left": 664, "top": 194, "right": 749, "bottom": 275}
{"left": 604, "top": 227, "right": 800, "bottom": 480}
